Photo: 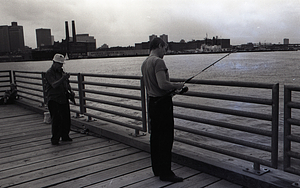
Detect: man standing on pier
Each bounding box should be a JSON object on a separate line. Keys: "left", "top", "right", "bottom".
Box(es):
{"left": 45, "top": 54, "right": 74, "bottom": 145}
{"left": 141, "top": 37, "right": 184, "bottom": 183}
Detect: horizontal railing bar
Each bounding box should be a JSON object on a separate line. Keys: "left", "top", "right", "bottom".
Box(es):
{"left": 287, "top": 118, "right": 300, "bottom": 126}
{"left": 174, "top": 101, "right": 272, "bottom": 121}
{"left": 185, "top": 91, "right": 272, "bottom": 105}
{"left": 83, "top": 89, "right": 140, "bottom": 100}
{"left": 84, "top": 112, "right": 143, "bottom": 131}
{"left": 174, "top": 113, "right": 272, "bottom": 136}
{"left": 287, "top": 151, "right": 300, "bottom": 159}
{"left": 16, "top": 80, "right": 43, "bottom": 86}
{"left": 15, "top": 75, "right": 42, "bottom": 80}
{"left": 70, "top": 109, "right": 81, "bottom": 114}
{"left": 285, "top": 85, "right": 300, "bottom": 91}
{"left": 0, "top": 75, "right": 10, "bottom": 78}
{"left": 14, "top": 70, "right": 43, "bottom": 74}
{"left": 84, "top": 104, "right": 142, "bottom": 121}
{"left": 175, "top": 124, "right": 271, "bottom": 151}
{"left": 69, "top": 80, "right": 78, "bottom": 84}
{"left": 82, "top": 81, "right": 140, "bottom": 90}
{"left": 84, "top": 97, "right": 142, "bottom": 111}
{"left": 81, "top": 73, "right": 141, "bottom": 80}
{"left": 286, "top": 135, "right": 300, "bottom": 143}
{"left": 175, "top": 137, "right": 272, "bottom": 167}
{"left": 18, "top": 94, "right": 43, "bottom": 103}
{"left": 287, "top": 101, "right": 300, "bottom": 109}
{"left": 0, "top": 70, "right": 11, "bottom": 73}
{"left": 18, "top": 90, "right": 44, "bottom": 98}
{"left": 17, "top": 85, "right": 43, "bottom": 92}
{"left": 0, "top": 80, "right": 11, "bottom": 83}
{"left": 171, "top": 78, "right": 275, "bottom": 89}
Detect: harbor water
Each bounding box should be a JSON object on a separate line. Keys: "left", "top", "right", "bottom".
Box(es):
{"left": 1, "top": 51, "right": 299, "bottom": 85}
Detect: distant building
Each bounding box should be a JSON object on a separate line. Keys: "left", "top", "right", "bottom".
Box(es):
{"left": 136, "top": 34, "right": 230, "bottom": 53}
{"left": 76, "top": 34, "right": 96, "bottom": 43}
{"left": 0, "top": 22, "right": 25, "bottom": 53}
{"left": 284, "top": 38, "right": 289, "bottom": 45}
{"left": 160, "top": 34, "right": 168, "bottom": 43}
{"left": 149, "top": 34, "right": 157, "bottom": 42}
{"left": 36, "top": 28, "right": 52, "bottom": 48}
{"left": 0, "top": 25, "right": 10, "bottom": 53}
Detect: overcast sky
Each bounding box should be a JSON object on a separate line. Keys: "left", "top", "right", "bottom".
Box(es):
{"left": 1, "top": 0, "right": 300, "bottom": 48}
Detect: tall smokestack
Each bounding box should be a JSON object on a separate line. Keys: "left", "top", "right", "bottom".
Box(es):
{"left": 65, "top": 21, "right": 69, "bottom": 42}
{"left": 72, "top": 20, "right": 76, "bottom": 43}
{"left": 65, "top": 21, "right": 70, "bottom": 54}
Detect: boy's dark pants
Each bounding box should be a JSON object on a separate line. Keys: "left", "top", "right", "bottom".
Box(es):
{"left": 48, "top": 100, "right": 71, "bottom": 142}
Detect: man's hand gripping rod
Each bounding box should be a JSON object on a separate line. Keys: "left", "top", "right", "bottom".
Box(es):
{"left": 155, "top": 52, "right": 233, "bottom": 103}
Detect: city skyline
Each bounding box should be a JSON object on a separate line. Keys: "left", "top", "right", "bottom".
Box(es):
{"left": 1, "top": 0, "right": 300, "bottom": 48}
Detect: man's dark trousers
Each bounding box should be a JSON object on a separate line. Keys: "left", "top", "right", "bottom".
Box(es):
{"left": 149, "top": 96, "right": 174, "bottom": 177}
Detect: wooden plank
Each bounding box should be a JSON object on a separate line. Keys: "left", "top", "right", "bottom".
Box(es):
{"left": 0, "top": 132, "right": 94, "bottom": 157}
{"left": 0, "top": 128, "right": 50, "bottom": 141}
{"left": 0, "top": 132, "right": 80, "bottom": 152}
{"left": 0, "top": 134, "right": 105, "bottom": 169}
{"left": 50, "top": 157, "right": 151, "bottom": 188}
{"left": 0, "top": 113, "right": 42, "bottom": 122}
{"left": 87, "top": 164, "right": 199, "bottom": 188}
{"left": 0, "top": 105, "right": 36, "bottom": 119}
{"left": 166, "top": 172, "right": 220, "bottom": 188}
{"left": 0, "top": 134, "right": 108, "bottom": 171}
{"left": 0, "top": 114, "right": 43, "bottom": 126}
{"left": 205, "top": 179, "right": 243, "bottom": 188}
{"left": 122, "top": 165, "right": 205, "bottom": 188}
{"left": 0, "top": 122, "right": 49, "bottom": 137}
{"left": 0, "top": 142, "right": 125, "bottom": 180}
{"left": 85, "top": 166, "right": 154, "bottom": 188}
{"left": 1, "top": 150, "right": 149, "bottom": 188}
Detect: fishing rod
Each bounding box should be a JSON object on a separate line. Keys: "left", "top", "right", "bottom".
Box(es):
{"left": 155, "top": 51, "right": 234, "bottom": 103}
{"left": 182, "top": 52, "right": 232, "bottom": 84}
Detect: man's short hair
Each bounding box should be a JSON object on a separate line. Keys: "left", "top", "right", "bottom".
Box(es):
{"left": 150, "top": 37, "right": 167, "bottom": 51}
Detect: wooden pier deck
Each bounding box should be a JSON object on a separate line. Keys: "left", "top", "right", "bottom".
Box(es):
{"left": 0, "top": 104, "right": 243, "bottom": 188}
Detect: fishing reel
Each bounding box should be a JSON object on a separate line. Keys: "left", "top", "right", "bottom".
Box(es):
{"left": 175, "top": 86, "right": 189, "bottom": 95}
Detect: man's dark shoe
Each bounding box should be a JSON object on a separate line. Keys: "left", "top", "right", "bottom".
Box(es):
{"left": 62, "top": 137, "right": 73, "bottom": 141}
{"left": 160, "top": 175, "right": 183, "bottom": 182}
{"left": 51, "top": 141, "right": 59, "bottom": 145}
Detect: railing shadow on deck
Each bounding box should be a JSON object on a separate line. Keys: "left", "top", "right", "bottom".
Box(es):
{"left": 2, "top": 70, "right": 300, "bottom": 188}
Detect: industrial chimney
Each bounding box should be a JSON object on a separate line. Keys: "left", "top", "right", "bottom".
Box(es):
{"left": 65, "top": 21, "right": 69, "bottom": 42}
{"left": 72, "top": 20, "right": 76, "bottom": 43}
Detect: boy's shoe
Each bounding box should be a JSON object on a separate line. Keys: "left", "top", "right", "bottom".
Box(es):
{"left": 62, "top": 137, "right": 73, "bottom": 141}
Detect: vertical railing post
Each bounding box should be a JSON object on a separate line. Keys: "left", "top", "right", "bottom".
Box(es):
{"left": 78, "top": 73, "right": 86, "bottom": 114}
{"left": 12, "top": 71, "right": 16, "bottom": 85}
{"left": 271, "top": 83, "right": 279, "bottom": 168}
{"left": 9, "top": 70, "right": 12, "bottom": 84}
{"left": 140, "top": 76, "right": 147, "bottom": 132}
{"left": 284, "top": 86, "right": 292, "bottom": 171}
{"left": 41, "top": 72, "right": 47, "bottom": 107}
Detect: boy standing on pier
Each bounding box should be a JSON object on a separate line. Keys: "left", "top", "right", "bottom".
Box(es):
{"left": 45, "top": 54, "right": 74, "bottom": 145}
{"left": 141, "top": 37, "right": 184, "bottom": 183}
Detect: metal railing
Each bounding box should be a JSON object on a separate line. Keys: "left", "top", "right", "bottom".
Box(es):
{"left": 72, "top": 73, "right": 147, "bottom": 134}
{"left": 170, "top": 78, "right": 279, "bottom": 173}
{"left": 12, "top": 70, "right": 280, "bottom": 174}
{"left": 13, "top": 71, "right": 147, "bottom": 134}
{"left": 0, "top": 70, "right": 12, "bottom": 95}
{"left": 13, "top": 71, "right": 45, "bottom": 106}
{"left": 284, "top": 85, "right": 300, "bottom": 175}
